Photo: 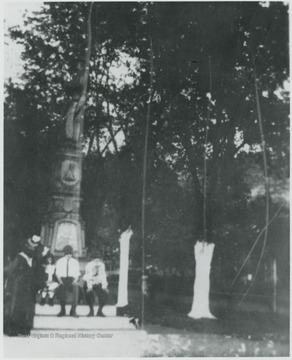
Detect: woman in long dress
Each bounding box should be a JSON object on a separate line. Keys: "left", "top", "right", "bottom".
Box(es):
{"left": 4, "top": 237, "right": 39, "bottom": 336}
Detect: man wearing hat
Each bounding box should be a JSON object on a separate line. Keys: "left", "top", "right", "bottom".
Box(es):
{"left": 4, "top": 235, "right": 40, "bottom": 336}
{"left": 55, "top": 245, "right": 80, "bottom": 317}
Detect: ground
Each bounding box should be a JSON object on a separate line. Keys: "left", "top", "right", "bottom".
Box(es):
{"left": 143, "top": 327, "right": 288, "bottom": 357}
{"left": 4, "top": 299, "right": 289, "bottom": 357}
{"left": 140, "top": 303, "right": 289, "bottom": 356}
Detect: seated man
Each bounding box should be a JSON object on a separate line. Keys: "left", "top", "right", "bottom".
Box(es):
{"left": 55, "top": 245, "right": 80, "bottom": 318}
{"left": 83, "top": 250, "right": 108, "bottom": 317}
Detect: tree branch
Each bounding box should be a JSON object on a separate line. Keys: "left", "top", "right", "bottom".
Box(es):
{"left": 100, "top": 126, "right": 123, "bottom": 156}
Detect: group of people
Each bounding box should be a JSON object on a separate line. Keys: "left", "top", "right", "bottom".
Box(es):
{"left": 54, "top": 244, "right": 108, "bottom": 318}
{"left": 4, "top": 235, "right": 109, "bottom": 336}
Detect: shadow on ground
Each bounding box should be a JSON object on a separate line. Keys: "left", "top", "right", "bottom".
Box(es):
{"left": 138, "top": 302, "right": 289, "bottom": 343}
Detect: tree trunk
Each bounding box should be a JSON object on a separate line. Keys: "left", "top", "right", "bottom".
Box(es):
{"left": 116, "top": 227, "right": 133, "bottom": 308}
{"left": 188, "top": 241, "right": 216, "bottom": 319}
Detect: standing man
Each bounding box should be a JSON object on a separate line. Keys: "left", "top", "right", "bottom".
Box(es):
{"left": 55, "top": 245, "right": 80, "bottom": 318}
{"left": 83, "top": 250, "right": 108, "bottom": 317}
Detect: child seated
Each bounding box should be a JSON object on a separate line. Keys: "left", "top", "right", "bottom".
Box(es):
{"left": 40, "top": 255, "right": 59, "bottom": 306}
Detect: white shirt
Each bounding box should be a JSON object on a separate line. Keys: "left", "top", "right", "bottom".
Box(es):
{"left": 56, "top": 256, "right": 80, "bottom": 279}
{"left": 83, "top": 259, "right": 108, "bottom": 289}
{"left": 45, "top": 264, "right": 56, "bottom": 282}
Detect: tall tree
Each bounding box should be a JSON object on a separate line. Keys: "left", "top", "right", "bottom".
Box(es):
{"left": 5, "top": 3, "right": 289, "bottom": 295}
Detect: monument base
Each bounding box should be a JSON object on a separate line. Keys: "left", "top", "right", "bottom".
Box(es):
{"left": 41, "top": 146, "right": 86, "bottom": 258}
{"left": 41, "top": 217, "right": 86, "bottom": 258}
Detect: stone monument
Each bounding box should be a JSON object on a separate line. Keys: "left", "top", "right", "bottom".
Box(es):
{"left": 41, "top": 5, "right": 93, "bottom": 257}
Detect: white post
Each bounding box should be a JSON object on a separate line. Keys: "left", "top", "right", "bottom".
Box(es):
{"left": 116, "top": 227, "right": 133, "bottom": 308}
{"left": 188, "top": 241, "right": 216, "bottom": 319}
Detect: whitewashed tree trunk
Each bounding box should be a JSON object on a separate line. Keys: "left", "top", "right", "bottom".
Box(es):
{"left": 116, "top": 227, "right": 133, "bottom": 307}
{"left": 188, "top": 241, "right": 216, "bottom": 319}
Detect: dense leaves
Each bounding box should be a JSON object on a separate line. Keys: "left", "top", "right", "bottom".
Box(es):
{"left": 4, "top": 2, "right": 289, "bottom": 288}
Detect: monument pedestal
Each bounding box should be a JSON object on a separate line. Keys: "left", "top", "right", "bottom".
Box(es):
{"left": 42, "top": 146, "right": 87, "bottom": 257}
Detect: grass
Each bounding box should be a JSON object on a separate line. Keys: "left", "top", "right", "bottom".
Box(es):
{"left": 139, "top": 303, "right": 289, "bottom": 356}
{"left": 129, "top": 299, "right": 289, "bottom": 342}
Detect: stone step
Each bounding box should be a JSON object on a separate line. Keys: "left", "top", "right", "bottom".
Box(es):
{"left": 35, "top": 304, "right": 117, "bottom": 317}
{"left": 34, "top": 304, "right": 135, "bottom": 330}
{"left": 33, "top": 315, "right": 136, "bottom": 330}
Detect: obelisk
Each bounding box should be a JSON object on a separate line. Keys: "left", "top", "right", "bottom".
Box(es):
{"left": 41, "top": 4, "right": 93, "bottom": 257}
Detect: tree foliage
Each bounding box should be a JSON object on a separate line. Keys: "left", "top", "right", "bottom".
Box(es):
{"left": 4, "top": 2, "right": 289, "bottom": 286}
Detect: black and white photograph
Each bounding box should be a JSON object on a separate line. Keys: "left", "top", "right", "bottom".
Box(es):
{"left": 3, "top": 1, "right": 289, "bottom": 357}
